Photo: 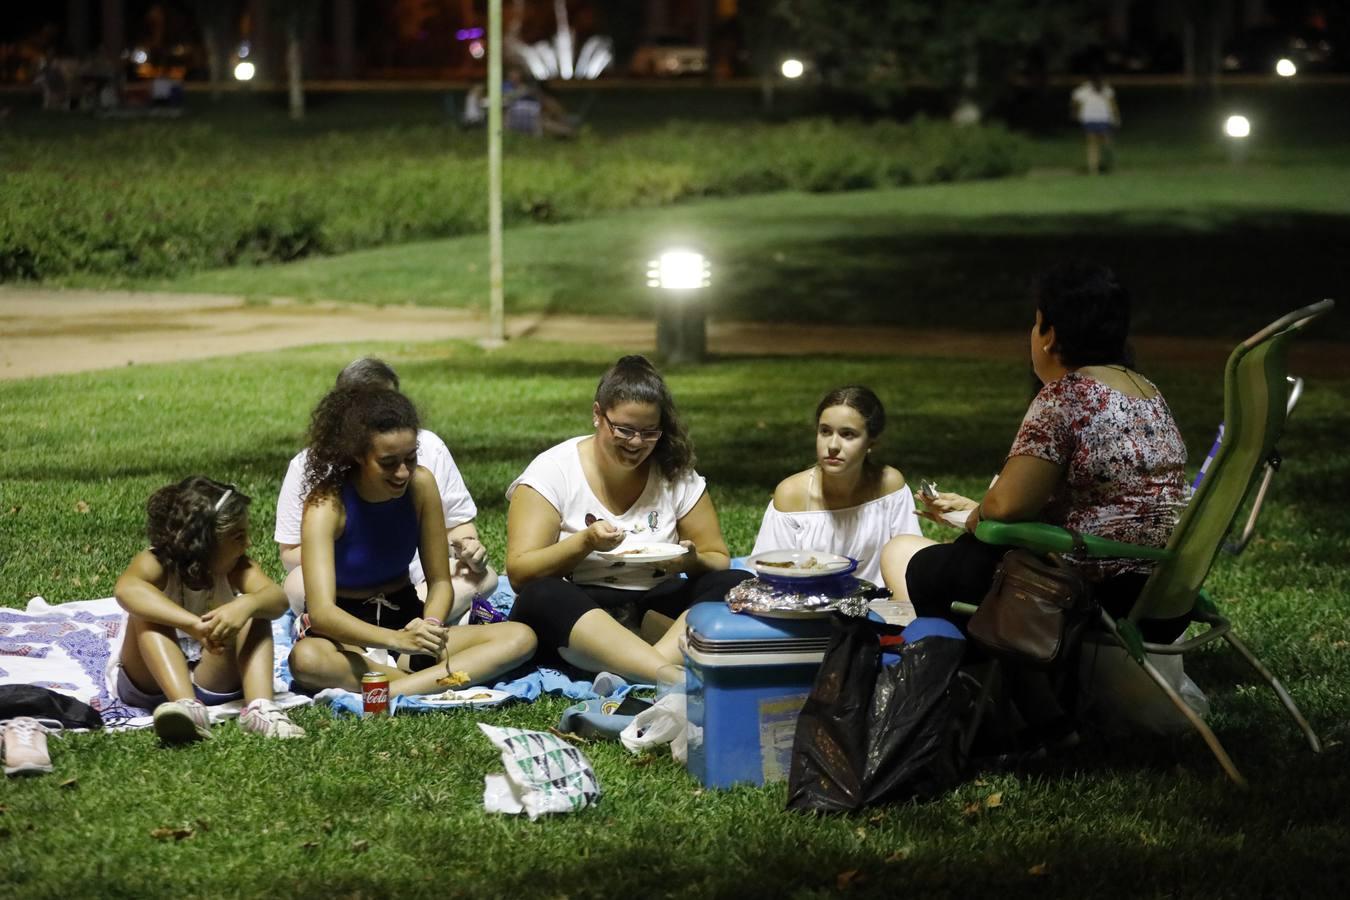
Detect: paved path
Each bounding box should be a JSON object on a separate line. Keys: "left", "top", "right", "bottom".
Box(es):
{"left": 2, "top": 288, "right": 1344, "bottom": 380}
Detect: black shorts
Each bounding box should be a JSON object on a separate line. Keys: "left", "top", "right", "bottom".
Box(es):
{"left": 905, "top": 533, "right": 1187, "bottom": 644}
{"left": 296, "top": 582, "right": 421, "bottom": 640}
{"left": 509, "top": 569, "right": 753, "bottom": 662}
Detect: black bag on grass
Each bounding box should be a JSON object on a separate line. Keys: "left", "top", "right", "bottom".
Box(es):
{"left": 786, "top": 615, "right": 966, "bottom": 813}
{"left": 0, "top": 684, "right": 103, "bottom": 730}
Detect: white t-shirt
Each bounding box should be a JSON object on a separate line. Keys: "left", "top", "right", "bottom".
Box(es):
{"left": 751, "top": 486, "right": 922, "bottom": 589}
{"left": 274, "top": 428, "right": 477, "bottom": 585}
{"left": 1072, "top": 81, "right": 1117, "bottom": 124}
{"left": 506, "top": 436, "right": 707, "bottom": 590}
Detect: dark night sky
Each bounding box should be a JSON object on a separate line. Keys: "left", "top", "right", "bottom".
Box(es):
{"left": 3, "top": 1, "right": 1344, "bottom": 51}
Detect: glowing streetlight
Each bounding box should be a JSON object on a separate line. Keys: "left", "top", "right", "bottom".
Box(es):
{"left": 647, "top": 250, "right": 710, "bottom": 364}
{"left": 1223, "top": 114, "right": 1251, "bottom": 166}
{"left": 233, "top": 61, "right": 256, "bottom": 82}
{"left": 1275, "top": 58, "right": 1297, "bottom": 77}
{"left": 780, "top": 58, "right": 804, "bottom": 79}
{"left": 1224, "top": 114, "right": 1251, "bottom": 139}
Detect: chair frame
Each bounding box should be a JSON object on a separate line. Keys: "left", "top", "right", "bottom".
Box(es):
{"left": 960, "top": 299, "right": 1334, "bottom": 785}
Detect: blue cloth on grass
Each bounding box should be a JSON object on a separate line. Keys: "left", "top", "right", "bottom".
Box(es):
{"left": 298, "top": 576, "right": 649, "bottom": 716}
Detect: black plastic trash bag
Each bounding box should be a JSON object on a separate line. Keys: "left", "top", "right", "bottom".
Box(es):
{"left": 0, "top": 684, "right": 104, "bottom": 730}
{"left": 786, "top": 615, "right": 966, "bottom": 813}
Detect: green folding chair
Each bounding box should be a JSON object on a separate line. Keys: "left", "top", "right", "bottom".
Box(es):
{"left": 955, "top": 299, "right": 1333, "bottom": 785}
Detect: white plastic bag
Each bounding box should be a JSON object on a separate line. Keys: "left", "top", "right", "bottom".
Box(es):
{"left": 1078, "top": 643, "right": 1210, "bottom": 736}
{"left": 619, "top": 693, "right": 689, "bottom": 763}
{"left": 479, "top": 724, "right": 601, "bottom": 820}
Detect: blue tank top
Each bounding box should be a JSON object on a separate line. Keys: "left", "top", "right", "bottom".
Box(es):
{"left": 332, "top": 481, "right": 419, "bottom": 590}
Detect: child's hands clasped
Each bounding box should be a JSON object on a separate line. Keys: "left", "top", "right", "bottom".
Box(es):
{"left": 200, "top": 597, "right": 256, "bottom": 650}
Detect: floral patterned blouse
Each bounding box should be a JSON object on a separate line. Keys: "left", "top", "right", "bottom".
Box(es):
{"left": 1008, "top": 372, "right": 1188, "bottom": 578}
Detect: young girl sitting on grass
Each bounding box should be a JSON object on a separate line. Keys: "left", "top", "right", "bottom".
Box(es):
{"left": 114, "top": 476, "right": 305, "bottom": 744}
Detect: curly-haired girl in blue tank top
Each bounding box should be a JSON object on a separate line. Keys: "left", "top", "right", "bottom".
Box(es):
{"left": 287, "top": 385, "right": 536, "bottom": 696}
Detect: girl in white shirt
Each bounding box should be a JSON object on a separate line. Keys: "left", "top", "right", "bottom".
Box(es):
{"left": 1071, "top": 70, "right": 1121, "bottom": 175}
{"left": 752, "top": 386, "right": 921, "bottom": 588}
{"left": 505, "top": 355, "right": 750, "bottom": 682}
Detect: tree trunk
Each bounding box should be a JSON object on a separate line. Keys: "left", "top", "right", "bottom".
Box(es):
{"left": 334, "top": 0, "right": 356, "bottom": 79}
{"left": 101, "top": 0, "right": 125, "bottom": 61}
{"left": 203, "top": 27, "right": 224, "bottom": 101}
{"left": 509, "top": 0, "right": 525, "bottom": 43}
{"left": 68, "top": 0, "right": 92, "bottom": 56}
{"left": 287, "top": 23, "right": 304, "bottom": 120}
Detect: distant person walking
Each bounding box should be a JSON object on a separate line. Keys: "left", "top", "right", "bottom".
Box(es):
{"left": 1071, "top": 69, "right": 1120, "bottom": 175}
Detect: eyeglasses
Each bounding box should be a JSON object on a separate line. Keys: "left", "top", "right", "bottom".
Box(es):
{"left": 600, "top": 412, "right": 663, "bottom": 443}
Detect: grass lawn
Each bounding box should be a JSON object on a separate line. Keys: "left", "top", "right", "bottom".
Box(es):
{"left": 17, "top": 83, "right": 1350, "bottom": 342}
{"left": 5, "top": 80, "right": 1350, "bottom": 897}
{"left": 143, "top": 162, "right": 1350, "bottom": 342}
{"left": 2, "top": 339, "right": 1348, "bottom": 897}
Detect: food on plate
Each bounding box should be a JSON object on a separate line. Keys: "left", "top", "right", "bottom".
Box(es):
{"left": 436, "top": 669, "right": 471, "bottom": 688}
{"left": 758, "top": 556, "right": 821, "bottom": 570}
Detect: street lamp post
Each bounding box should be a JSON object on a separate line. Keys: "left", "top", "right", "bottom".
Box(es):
{"left": 648, "top": 250, "right": 710, "bottom": 365}
{"left": 1223, "top": 114, "right": 1251, "bottom": 165}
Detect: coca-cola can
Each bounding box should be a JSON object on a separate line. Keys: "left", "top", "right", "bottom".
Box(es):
{"left": 361, "top": 672, "right": 390, "bottom": 716}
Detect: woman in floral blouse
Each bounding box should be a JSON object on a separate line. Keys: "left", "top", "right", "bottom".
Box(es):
{"left": 881, "top": 261, "right": 1189, "bottom": 643}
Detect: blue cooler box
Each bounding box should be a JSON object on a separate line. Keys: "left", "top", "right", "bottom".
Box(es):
{"left": 683, "top": 601, "right": 844, "bottom": 788}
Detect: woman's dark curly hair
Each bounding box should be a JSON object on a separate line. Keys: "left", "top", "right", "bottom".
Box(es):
{"left": 594, "top": 355, "right": 695, "bottom": 479}
{"left": 146, "top": 476, "right": 251, "bottom": 590}
{"left": 302, "top": 385, "right": 420, "bottom": 502}
{"left": 1034, "top": 261, "right": 1135, "bottom": 369}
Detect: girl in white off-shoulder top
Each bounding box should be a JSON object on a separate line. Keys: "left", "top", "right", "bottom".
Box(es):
{"left": 752, "top": 386, "right": 921, "bottom": 588}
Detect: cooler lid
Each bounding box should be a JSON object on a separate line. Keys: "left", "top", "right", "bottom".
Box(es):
{"left": 685, "top": 601, "right": 837, "bottom": 643}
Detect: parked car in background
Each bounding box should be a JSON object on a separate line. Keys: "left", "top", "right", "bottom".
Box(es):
{"left": 629, "top": 36, "right": 707, "bottom": 77}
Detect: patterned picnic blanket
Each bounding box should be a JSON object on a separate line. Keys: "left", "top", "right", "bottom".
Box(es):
{"left": 0, "top": 596, "right": 307, "bottom": 729}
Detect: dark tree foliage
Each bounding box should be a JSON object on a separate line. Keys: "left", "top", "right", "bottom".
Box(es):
{"left": 772, "top": 0, "right": 1104, "bottom": 115}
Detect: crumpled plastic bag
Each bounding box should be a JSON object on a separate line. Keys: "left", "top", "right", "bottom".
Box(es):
{"left": 479, "top": 724, "right": 601, "bottom": 820}
{"left": 1078, "top": 643, "right": 1210, "bottom": 736}
{"left": 619, "top": 694, "right": 689, "bottom": 763}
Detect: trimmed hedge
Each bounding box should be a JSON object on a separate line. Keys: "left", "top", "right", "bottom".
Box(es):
{"left": 1, "top": 118, "right": 1030, "bottom": 281}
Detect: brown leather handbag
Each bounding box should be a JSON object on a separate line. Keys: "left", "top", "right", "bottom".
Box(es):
{"left": 967, "top": 547, "right": 1094, "bottom": 668}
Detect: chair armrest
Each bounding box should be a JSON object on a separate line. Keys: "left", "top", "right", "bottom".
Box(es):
{"left": 974, "top": 520, "right": 1172, "bottom": 562}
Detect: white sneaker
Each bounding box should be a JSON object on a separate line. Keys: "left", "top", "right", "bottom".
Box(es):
{"left": 153, "top": 699, "right": 213, "bottom": 745}
{"left": 2, "top": 717, "right": 58, "bottom": 776}
{"left": 239, "top": 699, "right": 306, "bottom": 739}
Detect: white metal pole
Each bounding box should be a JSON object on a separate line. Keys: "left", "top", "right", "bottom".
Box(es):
{"left": 486, "top": 0, "right": 505, "bottom": 345}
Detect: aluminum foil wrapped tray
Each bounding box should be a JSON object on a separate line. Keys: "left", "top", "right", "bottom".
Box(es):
{"left": 725, "top": 575, "right": 885, "bottom": 619}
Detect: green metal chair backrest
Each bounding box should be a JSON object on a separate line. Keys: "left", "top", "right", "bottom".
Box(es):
{"left": 1130, "top": 300, "right": 1334, "bottom": 623}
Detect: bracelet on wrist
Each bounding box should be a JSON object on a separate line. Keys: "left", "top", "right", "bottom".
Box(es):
{"left": 424, "top": 617, "right": 443, "bottom": 627}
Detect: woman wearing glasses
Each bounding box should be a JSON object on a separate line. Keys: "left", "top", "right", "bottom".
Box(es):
{"left": 505, "top": 355, "right": 750, "bottom": 682}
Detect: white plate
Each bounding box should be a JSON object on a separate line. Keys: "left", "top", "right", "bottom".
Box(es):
{"left": 596, "top": 541, "right": 688, "bottom": 563}
{"left": 415, "top": 688, "right": 513, "bottom": 707}
{"left": 749, "top": 605, "right": 836, "bottom": 619}
{"left": 748, "top": 549, "right": 854, "bottom": 580}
